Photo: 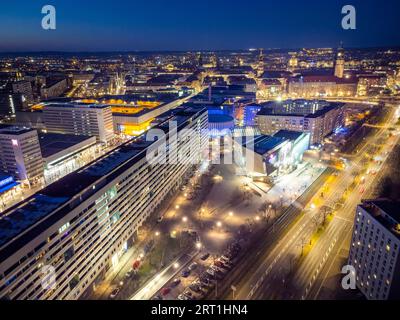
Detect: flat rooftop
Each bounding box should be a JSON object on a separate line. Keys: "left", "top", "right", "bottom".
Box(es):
{"left": 257, "top": 100, "right": 344, "bottom": 118}
{"left": 44, "top": 77, "right": 66, "bottom": 88}
{"left": 44, "top": 103, "right": 110, "bottom": 110}
{"left": 0, "top": 195, "right": 68, "bottom": 248}
{"left": 0, "top": 126, "right": 35, "bottom": 136}
{"left": 38, "top": 132, "right": 95, "bottom": 159}
{"left": 273, "top": 130, "right": 306, "bottom": 141}
{"left": 360, "top": 200, "right": 400, "bottom": 239}
{"left": 0, "top": 106, "right": 207, "bottom": 261}
{"left": 243, "top": 135, "right": 286, "bottom": 155}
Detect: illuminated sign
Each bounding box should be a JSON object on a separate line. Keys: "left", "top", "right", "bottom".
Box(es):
{"left": 0, "top": 176, "right": 14, "bottom": 188}
{"left": 58, "top": 222, "right": 70, "bottom": 234}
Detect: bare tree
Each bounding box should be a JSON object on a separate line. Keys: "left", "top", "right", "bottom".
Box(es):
{"left": 320, "top": 206, "right": 331, "bottom": 225}
{"left": 311, "top": 212, "right": 322, "bottom": 230}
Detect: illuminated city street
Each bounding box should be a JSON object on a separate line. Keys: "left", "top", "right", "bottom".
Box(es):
{"left": 1, "top": 2, "right": 400, "bottom": 312}
{"left": 216, "top": 101, "right": 400, "bottom": 300}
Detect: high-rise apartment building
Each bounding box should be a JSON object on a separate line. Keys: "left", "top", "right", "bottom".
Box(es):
{"left": 0, "top": 126, "right": 44, "bottom": 186}
{"left": 42, "top": 103, "right": 114, "bottom": 144}
{"left": 0, "top": 107, "right": 208, "bottom": 300}
{"left": 348, "top": 200, "right": 400, "bottom": 300}
{"left": 255, "top": 100, "right": 345, "bottom": 144}
{"left": 12, "top": 81, "right": 34, "bottom": 104}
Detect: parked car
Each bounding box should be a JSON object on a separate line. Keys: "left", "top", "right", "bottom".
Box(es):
{"left": 189, "top": 283, "right": 202, "bottom": 293}
{"left": 188, "top": 262, "right": 198, "bottom": 271}
{"left": 132, "top": 259, "right": 141, "bottom": 270}
{"left": 157, "top": 216, "right": 163, "bottom": 223}
{"left": 210, "top": 264, "right": 221, "bottom": 272}
{"left": 206, "top": 268, "right": 215, "bottom": 276}
{"left": 200, "top": 253, "right": 210, "bottom": 261}
{"left": 109, "top": 287, "right": 120, "bottom": 299}
{"left": 201, "top": 278, "right": 215, "bottom": 289}
{"left": 207, "top": 268, "right": 222, "bottom": 279}
{"left": 178, "top": 294, "right": 189, "bottom": 300}
{"left": 181, "top": 269, "right": 190, "bottom": 277}
{"left": 183, "top": 289, "right": 194, "bottom": 299}
{"left": 125, "top": 269, "right": 133, "bottom": 279}
{"left": 200, "top": 277, "right": 210, "bottom": 286}
{"left": 220, "top": 255, "right": 231, "bottom": 262}
{"left": 171, "top": 278, "right": 181, "bottom": 287}
{"left": 216, "top": 259, "right": 232, "bottom": 269}
{"left": 200, "top": 272, "right": 211, "bottom": 282}
{"left": 211, "top": 265, "right": 227, "bottom": 275}
{"left": 161, "top": 287, "right": 171, "bottom": 296}
{"left": 221, "top": 260, "right": 233, "bottom": 269}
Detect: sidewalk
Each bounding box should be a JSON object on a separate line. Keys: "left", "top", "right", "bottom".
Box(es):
{"left": 83, "top": 165, "right": 209, "bottom": 300}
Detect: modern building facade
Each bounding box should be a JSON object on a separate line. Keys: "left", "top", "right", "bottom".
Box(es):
{"left": 12, "top": 81, "right": 34, "bottom": 104}
{"left": 348, "top": 200, "right": 400, "bottom": 300}
{"left": 234, "top": 130, "right": 310, "bottom": 177}
{"left": 42, "top": 103, "right": 114, "bottom": 144}
{"left": 255, "top": 100, "right": 345, "bottom": 145}
{"left": 0, "top": 107, "right": 208, "bottom": 300}
{"left": 38, "top": 132, "right": 98, "bottom": 185}
{"left": 0, "top": 127, "right": 44, "bottom": 186}
{"left": 40, "top": 78, "right": 68, "bottom": 99}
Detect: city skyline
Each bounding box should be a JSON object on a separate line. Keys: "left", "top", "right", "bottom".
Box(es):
{"left": 0, "top": 1, "right": 400, "bottom": 307}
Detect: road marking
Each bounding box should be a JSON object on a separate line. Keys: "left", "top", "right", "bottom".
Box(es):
{"left": 301, "top": 236, "right": 338, "bottom": 299}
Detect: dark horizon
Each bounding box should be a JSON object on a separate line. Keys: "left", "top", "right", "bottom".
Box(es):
{"left": 1, "top": 0, "right": 400, "bottom": 52}
{"left": 1, "top": 45, "right": 400, "bottom": 55}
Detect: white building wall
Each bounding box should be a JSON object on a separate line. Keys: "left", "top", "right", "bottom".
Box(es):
{"left": 0, "top": 110, "right": 208, "bottom": 300}
{"left": 348, "top": 205, "right": 400, "bottom": 300}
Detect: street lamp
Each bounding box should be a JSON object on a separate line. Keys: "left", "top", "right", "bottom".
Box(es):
{"left": 175, "top": 205, "right": 180, "bottom": 210}
{"left": 173, "top": 263, "right": 180, "bottom": 269}
{"left": 182, "top": 216, "right": 188, "bottom": 223}
{"left": 216, "top": 221, "right": 222, "bottom": 228}
{"left": 155, "top": 231, "right": 160, "bottom": 237}
{"left": 196, "top": 242, "right": 202, "bottom": 250}
{"left": 311, "top": 203, "right": 316, "bottom": 210}
{"left": 228, "top": 211, "right": 234, "bottom": 217}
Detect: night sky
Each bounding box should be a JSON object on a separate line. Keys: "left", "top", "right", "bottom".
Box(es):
{"left": 1, "top": 0, "right": 400, "bottom": 51}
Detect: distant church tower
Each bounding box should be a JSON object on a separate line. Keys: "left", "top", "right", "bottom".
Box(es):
{"left": 257, "top": 48, "right": 264, "bottom": 77}
{"left": 334, "top": 43, "right": 345, "bottom": 78}
{"left": 197, "top": 52, "right": 203, "bottom": 67}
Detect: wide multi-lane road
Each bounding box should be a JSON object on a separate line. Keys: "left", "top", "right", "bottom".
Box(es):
{"left": 254, "top": 103, "right": 399, "bottom": 300}
{"left": 303, "top": 104, "right": 400, "bottom": 300}
{"left": 216, "top": 102, "right": 399, "bottom": 300}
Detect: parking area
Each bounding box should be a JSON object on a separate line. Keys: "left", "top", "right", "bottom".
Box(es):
{"left": 152, "top": 241, "right": 243, "bottom": 300}
{"left": 96, "top": 159, "right": 324, "bottom": 301}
